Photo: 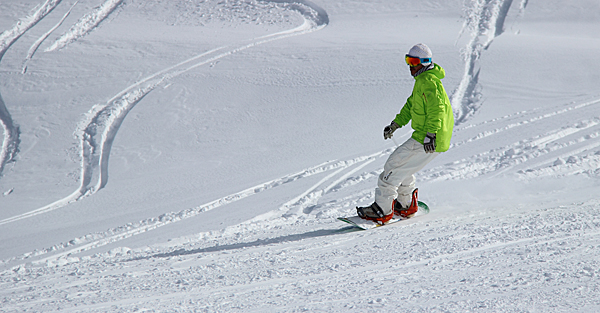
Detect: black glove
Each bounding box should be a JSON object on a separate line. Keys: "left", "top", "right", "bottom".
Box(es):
{"left": 424, "top": 132, "right": 436, "bottom": 153}
{"left": 383, "top": 122, "right": 400, "bottom": 140}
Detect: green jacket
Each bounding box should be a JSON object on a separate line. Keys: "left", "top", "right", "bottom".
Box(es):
{"left": 393, "top": 63, "right": 454, "bottom": 152}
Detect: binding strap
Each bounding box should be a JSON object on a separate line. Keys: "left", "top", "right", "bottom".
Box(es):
{"left": 357, "top": 203, "right": 385, "bottom": 218}
{"left": 371, "top": 203, "right": 385, "bottom": 217}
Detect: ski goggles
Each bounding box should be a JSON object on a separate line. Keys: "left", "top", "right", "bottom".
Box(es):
{"left": 405, "top": 55, "right": 432, "bottom": 67}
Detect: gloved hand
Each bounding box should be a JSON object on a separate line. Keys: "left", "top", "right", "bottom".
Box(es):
{"left": 424, "top": 132, "right": 436, "bottom": 153}
{"left": 383, "top": 121, "right": 400, "bottom": 140}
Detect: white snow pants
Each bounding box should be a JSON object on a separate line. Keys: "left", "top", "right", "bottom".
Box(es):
{"left": 375, "top": 138, "right": 439, "bottom": 213}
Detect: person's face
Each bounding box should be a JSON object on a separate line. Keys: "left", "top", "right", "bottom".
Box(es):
{"left": 410, "top": 63, "right": 423, "bottom": 76}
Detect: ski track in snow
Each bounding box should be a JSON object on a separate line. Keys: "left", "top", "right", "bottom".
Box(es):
{"left": 451, "top": 0, "right": 528, "bottom": 125}
{"left": 21, "top": 0, "right": 80, "bottom": 74}
{"left": 45, "top": 0, "right": 123, "bottom": 52}
{"left": 0, "top": 0, "right": 329, "bottom": 234}
{"left": 0, "top": 0, "right": 65, "bottom": 178}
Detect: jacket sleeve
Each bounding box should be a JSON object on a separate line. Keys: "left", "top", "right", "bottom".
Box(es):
{"left": 423, "top": 78, "right": 445, "bottom": 134}
{"left": 393, "top": 95, "right": 413, "bottom": 127}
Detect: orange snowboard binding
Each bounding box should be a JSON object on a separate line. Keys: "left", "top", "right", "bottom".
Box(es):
{"left": 394, "top": 188, "right": 419, "bottom": 218}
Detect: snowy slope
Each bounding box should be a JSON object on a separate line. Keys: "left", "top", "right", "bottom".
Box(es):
{"left": 1, "top": 0, "right": 600, "bottom": 311}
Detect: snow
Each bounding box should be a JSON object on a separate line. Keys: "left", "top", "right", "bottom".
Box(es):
{"left": 44, "top": 0, "right": 123, "bottom": 53}
{"left": 1, "top": 0, "right": 600, "bottom": 311}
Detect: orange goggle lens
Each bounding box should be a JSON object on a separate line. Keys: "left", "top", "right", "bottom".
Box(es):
{"left": 405, "top": 55, "right": 431, "bottom": 67}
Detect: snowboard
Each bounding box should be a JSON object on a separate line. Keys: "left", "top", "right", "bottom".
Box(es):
{"left": 338, "top": 201, "right": 429, "bottom": 230}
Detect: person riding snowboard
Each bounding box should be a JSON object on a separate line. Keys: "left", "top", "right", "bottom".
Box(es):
{"left": 357, "top": 43, "right": 454, "bottom": 224}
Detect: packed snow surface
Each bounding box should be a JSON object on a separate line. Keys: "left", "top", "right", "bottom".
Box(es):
{"left": 1, "top": 0, "right": 600, "bottom": 311}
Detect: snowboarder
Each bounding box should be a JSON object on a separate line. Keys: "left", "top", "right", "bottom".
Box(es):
{"left": 357, "top": 43, "right": 454, "bottom": 224}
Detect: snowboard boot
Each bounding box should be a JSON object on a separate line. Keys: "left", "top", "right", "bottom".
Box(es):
{"left": 356, "top": 202, "right": 394, "bottom": 225}
{"left": 394, "top": 188, "right": 419, "bottom": 218}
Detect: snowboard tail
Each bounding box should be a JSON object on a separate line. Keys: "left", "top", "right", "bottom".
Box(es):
{"left": 338, "top": 201, "right": 429, "bottom": 230}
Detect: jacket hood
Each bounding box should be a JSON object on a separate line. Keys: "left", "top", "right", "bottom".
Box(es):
{"left": 431, "top": 63, "right": 445, "bottom": 79}
{"left": 415, "top": 63, "right": 445, "bottom": 80}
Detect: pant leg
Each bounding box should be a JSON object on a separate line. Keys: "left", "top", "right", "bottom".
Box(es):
{"left": 375, "top": 138, "right": 439, "bottom": 213}
{"left": 396, "top": 175, "right": 416, "bottom": 208}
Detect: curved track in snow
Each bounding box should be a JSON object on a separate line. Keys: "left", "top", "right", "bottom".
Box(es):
{"left": 21, "top": 0, "right": 80, "bottom": 74}
{"left": 45, "top": 0, "right": 123, "bottom": 52}
{"left": 0, "top": 0, "right": 64, "bottom": 178}
{"left": 451, "top": 0, "right": 528, "bottom": 124}
{"left": 0, "top": 1, "right": 328, "bottom": 226}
